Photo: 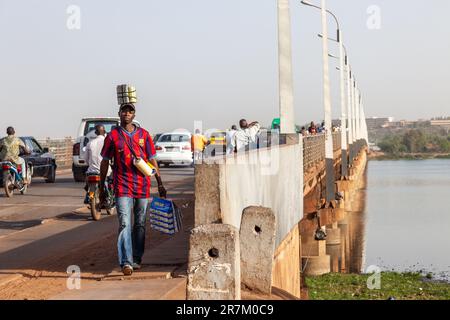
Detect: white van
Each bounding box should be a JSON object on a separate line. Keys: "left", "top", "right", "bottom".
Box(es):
{"left": 72, "top": 117, "right": 140, "bottom": 182}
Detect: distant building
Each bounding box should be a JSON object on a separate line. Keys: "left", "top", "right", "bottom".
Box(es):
{"left": 332, "top": 119, "right": 341, "bottom": 128}
{"left": 366, "top": 117, "right": 394, "bottom": 130}
{"left": 430, "top": 119, "right": 450, "bottom": 128}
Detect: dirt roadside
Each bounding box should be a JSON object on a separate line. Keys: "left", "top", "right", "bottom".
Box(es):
{"left": 0, "top": 198, "right": 194, "bottom": 300}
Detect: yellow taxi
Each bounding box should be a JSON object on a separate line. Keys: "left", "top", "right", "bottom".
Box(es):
{"left": 209, "top": 131, "right": 227, "bottom": 146}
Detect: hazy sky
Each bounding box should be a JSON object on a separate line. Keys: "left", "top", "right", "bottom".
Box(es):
{"left": 0, "top": 0, "right": 449, "bottom": 138}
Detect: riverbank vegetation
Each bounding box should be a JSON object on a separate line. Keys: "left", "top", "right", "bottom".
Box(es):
{"left": 305, "top": 272, "right": 450, "bottom": 300}
{"left": 374, "top": 129, "right": 450, "bottom": 159}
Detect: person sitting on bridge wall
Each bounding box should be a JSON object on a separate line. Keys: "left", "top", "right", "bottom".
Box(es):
{"left": 0, "top": 126, "right": 31, "bottom": 184}
{"left": 233, "top": 119, "right": 261, "bottom": 152}
{"left": 99, "top": 103, "right": 167, "bottom": 276}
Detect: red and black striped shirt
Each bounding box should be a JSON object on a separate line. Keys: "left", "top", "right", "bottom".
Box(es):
{"left": 101, "top": 126, "right": 156, "bottom": 199}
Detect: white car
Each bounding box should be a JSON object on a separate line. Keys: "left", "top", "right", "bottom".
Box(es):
{"left": 72, "top": 117, "right": 140, "bottom": 182}
{"left": 155, "top": 132, "right": 193, "bottom": 167}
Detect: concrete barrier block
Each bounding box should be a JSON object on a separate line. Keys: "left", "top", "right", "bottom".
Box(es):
{"left": 194, "top": 164, "right": 221, "bottom": 226}
{"left": 240, "top": 206, "right": 276, "bottom": 294}
{"left": 187, "top": 224, "right": 240, "bottom": 300}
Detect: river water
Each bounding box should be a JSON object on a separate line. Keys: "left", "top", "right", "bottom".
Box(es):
{"left": 362, "top": 159, "right": 450, "bottom": 281}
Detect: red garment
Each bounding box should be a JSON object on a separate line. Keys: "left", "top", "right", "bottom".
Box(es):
{"left": 101, "top": 126, "right": 156, "bottom": 198}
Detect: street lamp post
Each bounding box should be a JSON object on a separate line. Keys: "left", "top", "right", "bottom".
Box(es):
{"left": 347, "top": 66, "right": 354, "bottom": 167}
{"left": 302, "top": 0, "right": 348, "bottom": 179}
{"left": 337, "top": 29, "right": 348, "bottom": 177}
{"left": 277, "top": 0, "right": 296, "bottom": 134}
{"left": 355, "top": 87, "right": 361, "bottom": 154}
{"left": 351, "top": 78, "right": 357, "bottom": 163}
{"left": 319, "top": 0, "right": 336, "bottom": 203}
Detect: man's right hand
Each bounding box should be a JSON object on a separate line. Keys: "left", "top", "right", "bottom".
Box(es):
{"left": 158, "top": 184, "right": 167, "bottom": 199}
{"left": 99, "top": 183, "right": 106, "bottom": 204}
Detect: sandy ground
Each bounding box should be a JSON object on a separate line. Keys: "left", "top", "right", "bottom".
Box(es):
{"left": 0, "top": 198, "right": 194, "bottom": 300}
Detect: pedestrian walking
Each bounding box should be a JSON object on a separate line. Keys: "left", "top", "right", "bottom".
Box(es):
{"left": 99, "top": 102, "right": 166, "bottom": 276}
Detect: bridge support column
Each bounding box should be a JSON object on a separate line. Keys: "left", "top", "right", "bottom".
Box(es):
{"left": 338, "top": 217, "right": 350, "bottom": 273}
{"left": 187, "top": 224, "right": 241, "bottom": 300}
{"left": 301, "top": 239, "right": 330, "bottom": 276}
{"left": 326, "top": 222, "right": 341, "bottom": 273}
{"left": 301, "top": 213, "right": 330, "bottom": 277}
{"left": 240, "top": 206, "right": 276, "bottom": 295}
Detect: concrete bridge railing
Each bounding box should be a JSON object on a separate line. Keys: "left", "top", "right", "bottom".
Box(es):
{"left": 190, "top": 132, "right": 368, "bottom": 300}
{"left": 302, "top": 132, "right": 341, "bottom": 171}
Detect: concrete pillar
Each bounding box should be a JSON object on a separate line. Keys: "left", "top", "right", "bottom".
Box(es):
{"left": 187, "top": 224, "right": 240, "bottom": 300}
{"left": 334, "top": 207, "right": 346, "bottom": 222}
{"left": 301, "top": 255, "right": 331, "bottom": 276}
{"left": 194, "top": 164, "right": 221, "bottom": 226}
{"left": 277, "top": 0, "right": 296, "bottom": 134}
{"left": 338, "top": 217, "right": 350, "bottom": 273}
{"left": 240, "top": 206, "right": 276, "bottom": 295}
{"left": 326, "top": 224, "right": 341, "bottom": 273}
{"left": 326, "top": 225, "right": 341, "bottom": 245}
{"left": 344, "top": 190, "right": 352, "bottom": 212}
{"left": 301, "top": 239, "right": 330, "bottom": 276}
{"left": 317, "top": 207, "right": 334, "bottom": 226}
{"left": 326, "top": 243, "right": 341, "bottom": 273}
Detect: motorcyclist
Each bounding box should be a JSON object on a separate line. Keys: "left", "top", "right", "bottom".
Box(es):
{"left": 82, "top": 124, "right": 111, "bottom": 204}
{"left": 0, "top": 127, "right": 31, "bottom": 184}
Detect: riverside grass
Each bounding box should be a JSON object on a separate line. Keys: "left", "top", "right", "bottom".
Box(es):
{"left": 305, "top": 272, "right": 450, "bottom": 300}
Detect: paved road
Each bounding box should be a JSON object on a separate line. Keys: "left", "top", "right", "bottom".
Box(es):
{"left": 0, "top": 166, "right": 194, "bottom": 270}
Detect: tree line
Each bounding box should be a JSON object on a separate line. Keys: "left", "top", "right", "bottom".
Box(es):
{"left": 378, "top": 129, "right": 450, "bottom": 155}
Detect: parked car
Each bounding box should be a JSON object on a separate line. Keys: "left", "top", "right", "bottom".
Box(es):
{"left": 21, "top": 137, "right": 57, "bottom": 183}
{"left": 155, "top": 132, "right": 193, "bottom": 167}
{"left": 72, "top": 117, "right": 140, "bottom": 182}
{"left": 153, "top": 133, "right": 163, "bottom": 143}
{"left": 0, "top": 136, "right": 56, "bottom": 185}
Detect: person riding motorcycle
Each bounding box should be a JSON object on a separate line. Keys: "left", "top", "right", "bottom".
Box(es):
{"left": 82, "top": 124, "right": 111, "bottom": 204}
{"left": 0, "top": 127, "right": 31, "bottom": 183}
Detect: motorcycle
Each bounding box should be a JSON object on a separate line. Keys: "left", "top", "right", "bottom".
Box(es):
{"left": 1, "top": 161, "right": 30, "bottom": 197}
{"left": 86, "top": 173, "right": 115, "bottom": 221}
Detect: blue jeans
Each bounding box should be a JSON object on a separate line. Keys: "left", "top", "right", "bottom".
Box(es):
{"left": 115, "top": 197, "right": 150, "bottom": 268}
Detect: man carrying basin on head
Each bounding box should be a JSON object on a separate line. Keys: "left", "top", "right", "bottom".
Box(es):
{"left": 99, "top": 103, "right": 167, "bottom": 276}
